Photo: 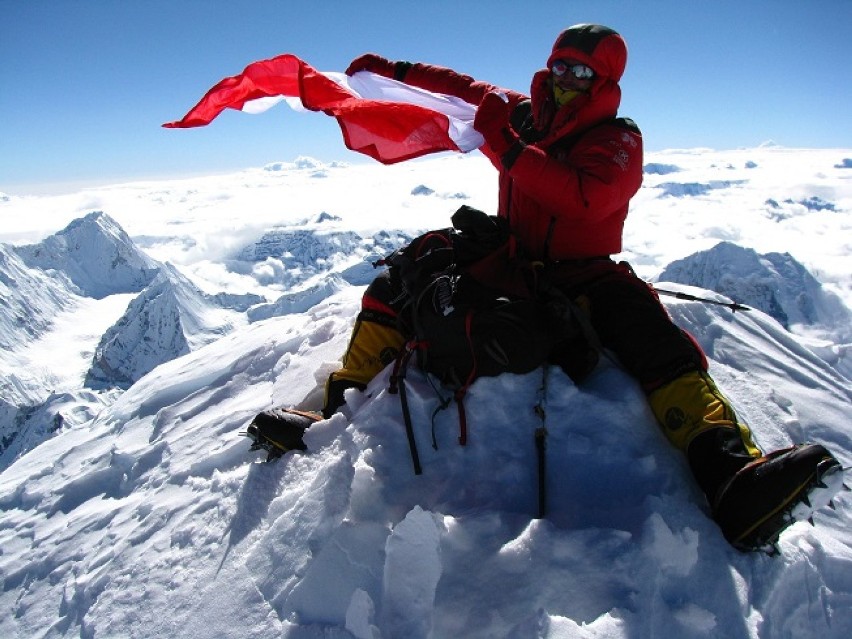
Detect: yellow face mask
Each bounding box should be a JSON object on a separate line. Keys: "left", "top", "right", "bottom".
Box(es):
{"left": 553, "top": 83, "right": 583, "bottom": 107}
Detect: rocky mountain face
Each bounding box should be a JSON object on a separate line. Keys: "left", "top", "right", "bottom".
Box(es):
{"left": 85, "top": 264, "right": 235, "bottom": 390}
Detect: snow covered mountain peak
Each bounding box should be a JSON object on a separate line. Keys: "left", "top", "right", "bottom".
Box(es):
{"left": 14, "top": 210, "right": 160, "bottom": 299}
{"left": 658, "top": 241, "right": 852, "bottom": 340}
{"left": 1, "top": 212, "right": 245, "bottom": 470}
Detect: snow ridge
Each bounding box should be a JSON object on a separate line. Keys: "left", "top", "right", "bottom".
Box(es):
{"left": 0, "top": 243, "right": 74, "bottom": 349}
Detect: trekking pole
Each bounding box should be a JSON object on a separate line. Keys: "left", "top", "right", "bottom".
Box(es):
{"left": 533, "top": 366, "right": 549, "bottom": 519}
{"left": 653, "top": 287, "right": 752, "bottom": 313}
{"left": 388, "top": 344, "right": 423, "bottom": 476}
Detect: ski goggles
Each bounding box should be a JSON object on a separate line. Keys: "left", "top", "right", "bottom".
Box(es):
{"left": 550, "top": 60, "right": 595, "bottom": 80}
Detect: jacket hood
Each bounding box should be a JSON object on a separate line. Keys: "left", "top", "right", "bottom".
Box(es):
{"left": 547, "top": 24, "right": 627, "bottom": 82}
{"left": 526, "top": 24, "right": 626, "bottom": 145}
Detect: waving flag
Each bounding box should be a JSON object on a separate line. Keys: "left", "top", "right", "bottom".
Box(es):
{"left": 164, "top": 54, "right": 483, "bottom": 164}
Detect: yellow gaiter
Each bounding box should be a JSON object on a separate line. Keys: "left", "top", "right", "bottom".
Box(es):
{"left": 330, "top": 317, "right": 405, "bottom": 388}
{"left": 648, "top": 370, "right": 761, "bottom": 457}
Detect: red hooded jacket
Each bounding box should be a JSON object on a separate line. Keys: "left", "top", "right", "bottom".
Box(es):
{"left": 397, "top": 25, "right": 643, "bottom": 260}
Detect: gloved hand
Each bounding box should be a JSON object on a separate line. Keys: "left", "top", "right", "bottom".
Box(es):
{"left": 345, "top": 53, "right": 397, "bottom": 78}
{"left": 473, "top": 92, "right": 520, "bottom": 157}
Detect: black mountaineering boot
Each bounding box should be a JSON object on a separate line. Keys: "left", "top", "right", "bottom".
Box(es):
{"left": 687, "top": 427, "right": 757, "bottom": 503}
{"left": 710, "top": 443, "right": 844, "bottom": 552}
{"left": 243, "top": 408, "right": 321, "bottom": 462}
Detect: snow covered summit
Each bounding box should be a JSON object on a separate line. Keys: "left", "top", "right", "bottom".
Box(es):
{"left": 0, "top": 283, "right": 849, "bottom": 638}
{"left": 14, "top": 210, "right": 160, "bottom": 298}
{"left": 0, "top": 211, "right": 166, "bottom": 465}
{"left": 1, "top": 213, "right": 240, "bottom": 467}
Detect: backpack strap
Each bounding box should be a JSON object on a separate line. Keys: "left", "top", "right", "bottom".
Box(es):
{"left": 453, "top": 308, "right": 480, "bottom": 446}
{"left": 455, "top": 393, "right": 469, "bottom": 446}
{"left": 415, "top": 310, "right": 476, "bottom": 448}
{"left": 389, "top": 310, "right": 476, "bottom": 467}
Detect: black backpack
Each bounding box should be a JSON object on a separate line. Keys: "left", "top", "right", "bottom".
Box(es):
{"left": 385, "top": 205, "right": 564, "bottom": 386}
{"left": 380, "top": 206, "right": 577, "bottom": 466}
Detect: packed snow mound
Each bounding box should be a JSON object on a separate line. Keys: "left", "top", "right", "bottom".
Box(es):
{"left": 1, "top": 288, "right": 850, "bottom": 639}
{"left": 658, "top": 241, "right": 852, "bottom": 340}
{"left": 84, "top": 263, "right": 237, "bottom": 390}
{"left": 14, "top": 211, "right": 160, "bottom": 298}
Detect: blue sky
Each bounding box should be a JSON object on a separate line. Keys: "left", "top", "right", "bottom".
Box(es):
{"left": 1, "top": 0, "right": 850, "bottom": 195}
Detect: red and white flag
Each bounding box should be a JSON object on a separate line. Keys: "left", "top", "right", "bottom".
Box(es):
{"left": 163, "top": 54, "right": 483, "bottom": 164}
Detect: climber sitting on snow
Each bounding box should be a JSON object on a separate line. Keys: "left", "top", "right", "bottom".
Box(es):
{"left": 251, "top": 24, "right": 844, "bottom": 553}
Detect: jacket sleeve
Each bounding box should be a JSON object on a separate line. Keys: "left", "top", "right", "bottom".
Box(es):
{"left": 402, "top": 63, "right": 527, "bottom": 111}
{"left": 400, "top": 63, "right": 529, "bottom": 163}
{"left": 506, "top": 123, "right": 643, "bottom": 220}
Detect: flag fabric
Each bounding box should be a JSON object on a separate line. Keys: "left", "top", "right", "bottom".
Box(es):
{"left": 163, "top": 54, "right": 483, "bottom": 164}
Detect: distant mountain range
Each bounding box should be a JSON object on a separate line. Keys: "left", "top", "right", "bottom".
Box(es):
{"left": 1, "top": 210, "right": 849, "bottom": 471}
{"left": 1, "top": 212, "right": 242, "bottom": 467}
